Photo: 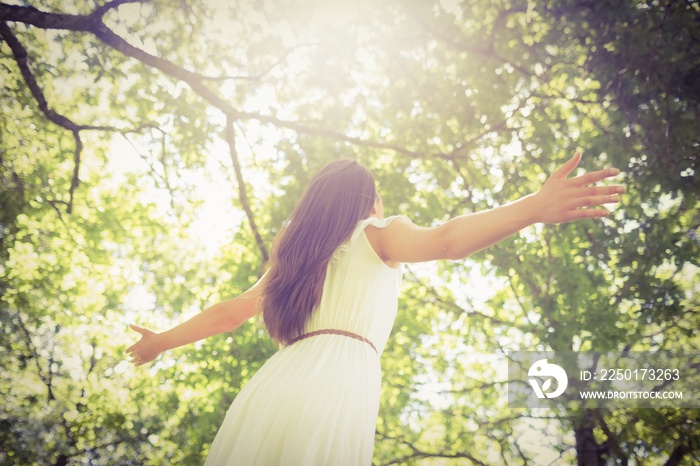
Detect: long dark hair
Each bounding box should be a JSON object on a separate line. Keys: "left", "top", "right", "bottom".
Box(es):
{"left": 262, "top": 159, "right": 377, "bottom": 345}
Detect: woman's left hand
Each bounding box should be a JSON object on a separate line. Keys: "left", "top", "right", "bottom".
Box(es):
{"left": 126, "top": 324, "right": 162, "bottom": 366}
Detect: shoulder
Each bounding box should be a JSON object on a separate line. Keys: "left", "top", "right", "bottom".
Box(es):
{"left": 363, "top": 216, "right": 413, "bottom": 268}
{"left": 364, "top": 215, "right": 451, "bottom": 264}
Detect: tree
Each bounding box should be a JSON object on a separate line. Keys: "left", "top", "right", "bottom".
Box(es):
{"left": 1, "top": 0, "right": 697, "bottom": 464}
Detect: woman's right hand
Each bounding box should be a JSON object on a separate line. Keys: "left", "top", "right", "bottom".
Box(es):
{"left": 532, "top": 151, "right": 625, "bottom": 224}
{"left": 126, "top": 324, "right": 162, "bottom": 366}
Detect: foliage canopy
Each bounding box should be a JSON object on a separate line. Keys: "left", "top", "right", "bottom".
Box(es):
{"left": 1, "top": 0, "right": 698, "bottom": 464}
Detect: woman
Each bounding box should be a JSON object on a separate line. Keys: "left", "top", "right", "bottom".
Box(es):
{"left": 127, "top": 153, "right": 624, "bottom": 465}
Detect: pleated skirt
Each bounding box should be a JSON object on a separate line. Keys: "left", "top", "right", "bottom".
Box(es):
{"left": 204, "top": 334, "right": 381, "bottom": 466}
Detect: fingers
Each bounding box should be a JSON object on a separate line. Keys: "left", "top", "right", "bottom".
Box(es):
{"left": 571, "top": 167, "right": 621, "bottom": 187}
{"left": 579, "top": 185, "right": 626, "bottom": 196}
{"left": 542, "top": 152, "right": 625, "bottom": 224}
{"left": 556, "top": 189, "right": 621, "bottom": 224}
{"left": 552, "top": 150, "right": 582, "bottom": 180}
{"left": 129, "top": 324, "right": 148, "bottom": 335}
{"left": 576, "top": 194, "right": 621, "bottom": 207}
{"left": 127, "top": 324, "right": 154, "bottom": 367}
{"left": 125, "top": 341, "right": 141, "bottom": 362}
{"left": 126, "top": 349, "right": 144, "bottom": 366}
{"left": 129, "top": 324, "right": 154, "bottom": 336}
{"left": 562, "top": 187, "right": 621, "bottom": 211}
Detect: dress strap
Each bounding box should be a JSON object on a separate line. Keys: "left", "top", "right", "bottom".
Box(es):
{"left": 288, "top": 329, "right": 378, "bottom": 354}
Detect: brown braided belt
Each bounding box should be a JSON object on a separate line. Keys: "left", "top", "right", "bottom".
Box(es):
{"left": 288, "top": 329, "right": 378, "bottom": 355}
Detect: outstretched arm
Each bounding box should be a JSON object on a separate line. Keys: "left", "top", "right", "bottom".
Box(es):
{"left": 126, "top": 273, "right": 267, "bottom": 366}
{"left": 367, "top": 152, "right": 625, "bottom": 263}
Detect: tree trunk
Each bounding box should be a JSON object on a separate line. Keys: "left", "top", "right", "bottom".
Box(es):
{"left": 575, "top": 409, "right": 606, "bottom": 466}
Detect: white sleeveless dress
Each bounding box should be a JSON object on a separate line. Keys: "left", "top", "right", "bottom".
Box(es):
{"left": 204, "top": 215, "right": 406, "bottom": 466}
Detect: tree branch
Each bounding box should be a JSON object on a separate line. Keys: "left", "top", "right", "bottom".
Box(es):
{"left": 0, "top": 19, "right": 159, "bottom": 213}
{"left": 225, "top": 118, "right": 269, "bottom": 264}
{"left": 0, "top": 3, "right": 456, "bottom": 164}
{"left": 200, "top": 42, "right": 316, "bottom": 82}
{"left": 236, "top": 111, "right": 430, "bottom": 158}
{"left": 0, "top": 20, "right": 80, "bottom": 132}
{"left": 377, "top": 430, "right": 489, "bottom": 466}
{"left": 0, "top": 2, "right": 232, "bottom": 114}
{"left": 592, "top": 409, "right": 628, "bottom": 466}
{"left": 12, "top": 310, "right": 55, "bottom": 401}
{"left": 0, "top": 3, "right": 89, "bottom": 30}
{"left": 664, "top": 441, "right": 691, "bottom": 466}
{"left": 2, "top": 1, "right": 443, "bottom": 258}
{"left": 0, "top": 19, "right": 82, "bottom": 213}
{"left": 3, "top": 2, "right": 454, "bottom": 161}
{"left": 93, "top": 0, "right": 147, "bottom": 19}
{"left": 405, "top": 2, "right": 533, "bottom": 77}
